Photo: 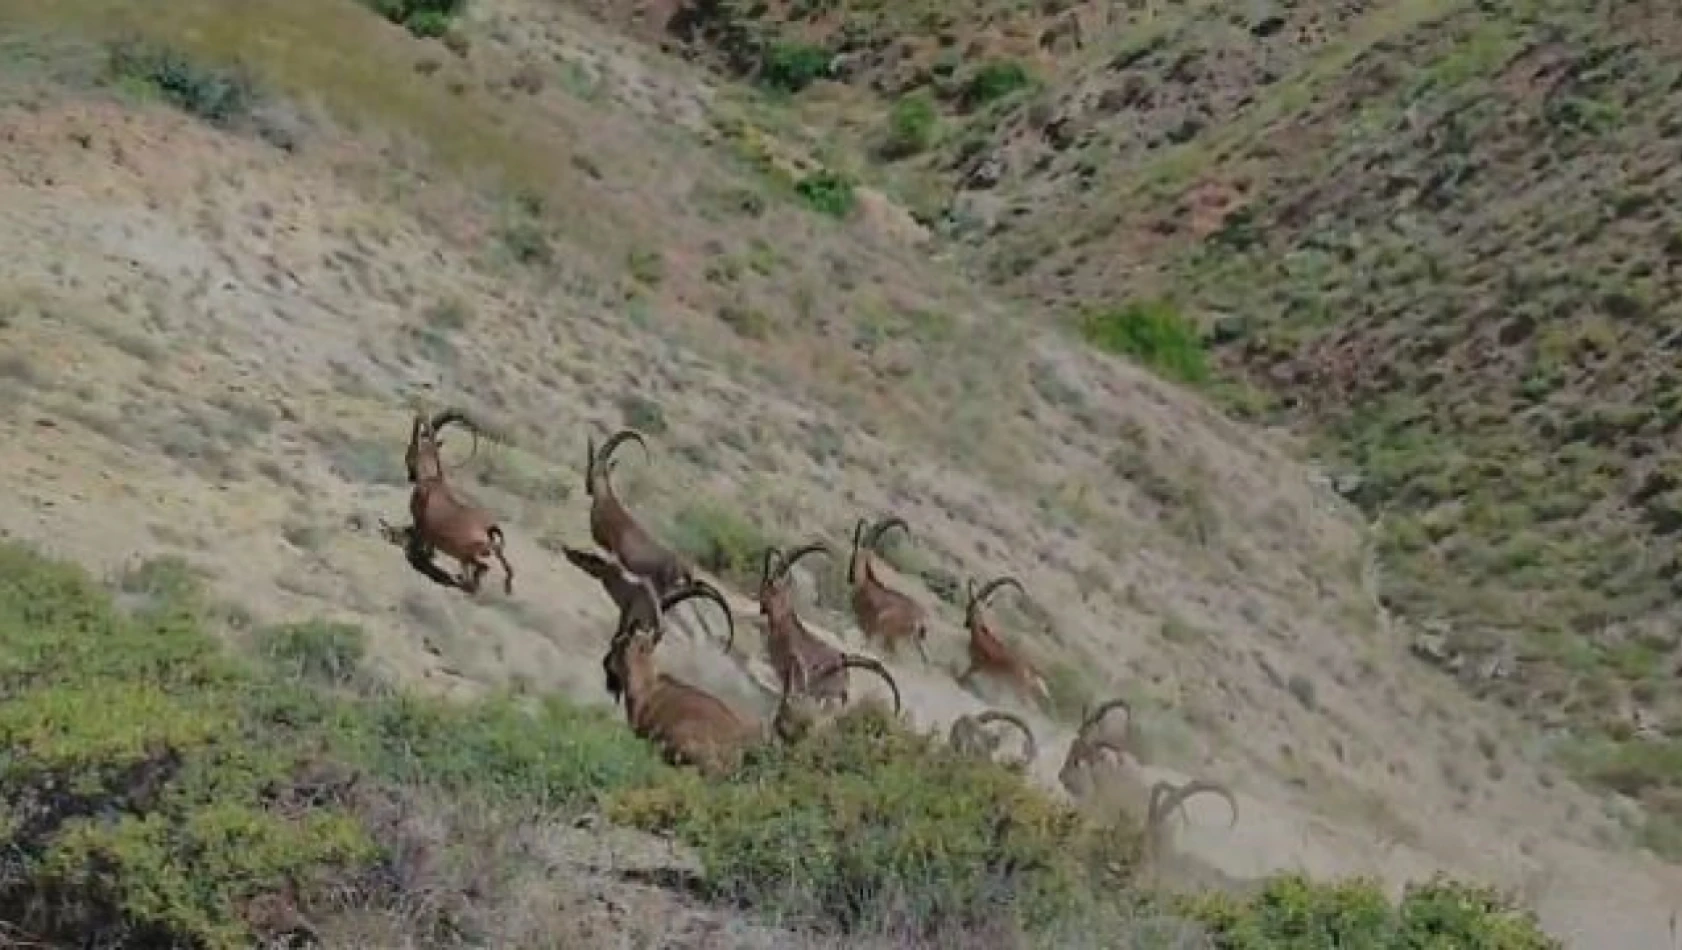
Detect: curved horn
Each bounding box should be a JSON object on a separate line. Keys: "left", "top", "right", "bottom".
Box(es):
{"left": 593, "top": 429, "right": 649, "bottom": 479}
{"left": 825, "top": 654, "right": 902, "bottom": 715}
{"left": 1146, "top": 779, "right": 1239, "bottom": 841}
{"left": 973, "top": 575, "right": 1026, "bottom": 607}
{"left": 848, "top": 519, "right": 866, "bottom": 584}
{"left": 426, "top": 407, "right": 482, "bottom": 470}
{"left": 660, "top": 580, "right": 735, "bottom": 652}
{"left": 974, "top": 710, "right": 1038, "bottom": 767}
{"left": 865, "top": 515, "right": 910, "bottom": 551}
{"left": 1077, "top": 697, "right": 1133, "bottom": 742}
{"left": 772, "top": 540, "right": 833, "bottom": 583}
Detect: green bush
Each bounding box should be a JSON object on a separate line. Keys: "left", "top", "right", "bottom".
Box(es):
{"left": 105, "top": 39, "right": 260, "bottom": 128}
{"left": 879, "top": 92, "right": 939, "bottom": 160}
{"left": 362, "top": 0, "right": 467, "bottom": 38}
{"left": 0, "top": 543, "right": 664, "bottom": 948}
{"left": 606, "top": 706, "right": 1142, "bottom": 937}
{"left": 1079, "top": 298, "right": 1211, "bottom": 385}
{"left": 1178, "top": 874, "right": 1561, "bottom": 949}
{"left": 964, "top": 59, "right": 1032, "bottom": 107}
{"left": 759, "top": 41, "right": 830, "bottom": 93}
{"left": 794, "top": 169, "right": 858, "bottom": 219}
{"left": 667, "top": 501, "right": 775, "bottom": 587}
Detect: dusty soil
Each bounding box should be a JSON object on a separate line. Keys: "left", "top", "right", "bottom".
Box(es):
{"left": 0, "top": 0, "right": 1679, "bottom": 946}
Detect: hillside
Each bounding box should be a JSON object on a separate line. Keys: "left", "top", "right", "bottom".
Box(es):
{"left": 562, "top": 0, "right": 1682, "bottom": 876}
{"left": 0, "top": 0, "right": 1680, "bottom": 946}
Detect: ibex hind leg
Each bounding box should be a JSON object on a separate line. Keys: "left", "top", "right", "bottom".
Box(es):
{"left": 404, "top": 533, "right": 466, "bottom": 590}
{"left": 488, "top": 526, "right": 513, "bottom": 594}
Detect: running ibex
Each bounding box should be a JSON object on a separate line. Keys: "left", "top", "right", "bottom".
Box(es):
{"left": 1057, "top": 697, "right": 1136, "bottom": 798}
{"left": 757, "top": 540, "right": 896, "bottom": 711}
{"left": 392, "top": 408, "right": 513, "bottom": 595}
{"left": 585, "top": 428, "right": 695, "bottom": 596}
{"left": 1057, "top": 696, "right": 1237, "bottom": 857}
{"left": 847, "top": 516, "right": 931, "bottom": 662}
{"left": 957, "top": 575, "right": 1048, "bottom": 706}
{"left": 603, "top": 580, "right": 899, "bottom": 777}
{"left": 948, "top": 709, "right": 1038, "bottom": 773}
{"left": 601, "top": 578, "right": 734, "bottom": 706}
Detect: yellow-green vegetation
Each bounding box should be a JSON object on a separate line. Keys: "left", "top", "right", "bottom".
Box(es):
{"left": 0, "top": 542, "right": 1560, "bottom": 946}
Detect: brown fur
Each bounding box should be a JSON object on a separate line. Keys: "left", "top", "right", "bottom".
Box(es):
{"left": 756, "top": 540, "right": 885, "bottom": 709}
{"left": 401, "top": 408, "right": 513, "bottom": 595}
{"left": 584, "top": 428, "right": 693, "bottom": 596}
{"left": 957, "top": 575, "right": 1047, "bottom": 706}
{"left": 603, "top": 582, "right": 900, "bottom": 777}
{"left": 847, "top": 516, "right": 931, "bottom": 662}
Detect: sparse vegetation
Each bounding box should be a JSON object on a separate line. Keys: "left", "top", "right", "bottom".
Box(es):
{"left": 878, "top": 92, "right": 938, "bottom": 160}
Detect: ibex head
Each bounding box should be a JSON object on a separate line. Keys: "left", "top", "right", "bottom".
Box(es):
{"left": 848, "top": 515, "right": 910, "bottom": 585}
{"left": 950, "top": 709, "right": 1038, "bottom": 771}
{"left": 756, "top": 541, "right": 834, "bottom": 628}
{"left": 584, "top": 428, "right": 648, "bottom": 499}
{"left": 602, "top": 577, "right": 735, "bottom": 705}
{"left": 964, "top": 574, "right": 1026, "bottom": 630}
{"left": 405, "top": 407, "right": 481, "bottom": 483}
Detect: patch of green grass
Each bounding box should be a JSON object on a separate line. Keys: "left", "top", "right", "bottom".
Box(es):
{"left": 667, "top": 501, "right": 775, "bottom": 587}
{"left": 794, "top": 168, "right": 857, "bottom": 219}
{"left": 1178, "top": 874, "right": 1560, "bottom": 949}
{"left": 759, "top": 40, "right": 829, "bottom": 93}
{"left": 963, "top": 59, "right": 1032, "bottom": 107}
{"left": 360, "top": 0, "right": 465, "bottom": 38}
{"left": 878, "top": 91, "right": 938, "bottom": 160}
{"left": 1079, "top": 298, "right": 1210, "bottom": 385}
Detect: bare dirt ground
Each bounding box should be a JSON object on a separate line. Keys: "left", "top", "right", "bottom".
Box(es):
{"left": 0, "top": 1, "right": 1679, "bottom": 946}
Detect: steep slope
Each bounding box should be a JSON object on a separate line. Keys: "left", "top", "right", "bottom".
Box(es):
{"left": 559, "top": 0, "right": 1682, "bottom": 861}
{"left": 1, "top": 0, "right": 1679, "bottom": 945}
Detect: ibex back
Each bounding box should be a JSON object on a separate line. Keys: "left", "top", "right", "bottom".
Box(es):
{"left": 847, "top": 515, "right": 931, "bottom": 662}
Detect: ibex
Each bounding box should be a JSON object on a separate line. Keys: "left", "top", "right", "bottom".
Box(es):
{"left": 1057, "top": 697, "right": 1138, "bottom": 799}
{"left": 585, "top": 428, "right": 694, "bottom": 595}
{"left": 562, "top": 544, "right": 734, "bottom": 650}
{"left": 393, "top": 408, "right": 513, "bottom": 595}
{"left": 948, "top": 709, "right": 1038, "bottom": 772}
{"left": 600, "top": 578, "right": 734, "bottom": 705}
{"left": 957, "top": 575, "right": 1049, "bottom": 706}
{"left": 848, "top": 516, "right": 931, "bottom": 662}
{"left": 603, "top": 580, "right": 900, "bottom": 778}
{"left": 1057, "top": 696, "right": 1237, "bottom": 855}
{"left": 757, "top": 540, "right": 894, "bottom": 710}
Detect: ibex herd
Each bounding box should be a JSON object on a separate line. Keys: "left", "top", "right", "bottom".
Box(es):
{"left": 375, "top": 414, "right": 1237, "bottom": 846}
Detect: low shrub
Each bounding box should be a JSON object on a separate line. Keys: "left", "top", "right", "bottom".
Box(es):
{"left": 1079, "top": 298, "right": 1211, "bottom": 385}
